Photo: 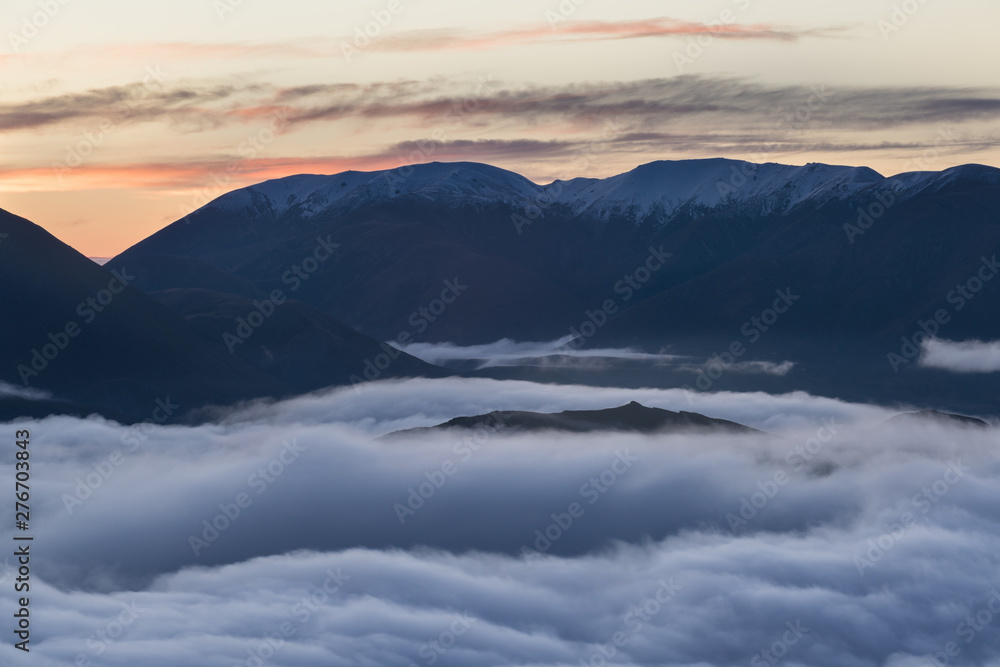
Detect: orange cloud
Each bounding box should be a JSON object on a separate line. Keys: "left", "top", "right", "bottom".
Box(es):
{"left": 369, "top": 18, "right": 837, "bottom": 53}
{"left": 17, "top": 18, "right": 835, "bottom": 66}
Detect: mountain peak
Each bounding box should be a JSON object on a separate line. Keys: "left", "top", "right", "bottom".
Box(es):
{"left": 884, "top": 163, "right": 1000, "bottom": 203}
{"left": 545, "top": 158, "right": 883, "bottom": 221}
{"left": 210, "top": 161, "right": 545, "bottom": 219}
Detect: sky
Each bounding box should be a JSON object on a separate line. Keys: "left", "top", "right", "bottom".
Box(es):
{"left": 1, "top": 0, "right": 999, "bottom": 256}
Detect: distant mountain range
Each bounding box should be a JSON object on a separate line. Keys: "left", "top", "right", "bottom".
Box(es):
{"left": 3, "top": 157, "right": 999, "bottom": 419}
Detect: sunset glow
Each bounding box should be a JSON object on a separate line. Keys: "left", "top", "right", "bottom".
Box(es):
{"left": 2, "top": 0, "right": 999, "bottom": 255}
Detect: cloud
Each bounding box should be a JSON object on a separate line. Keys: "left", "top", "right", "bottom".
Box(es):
{"left": 394, "top": 339, "right": 795, "bottom": 377}
{"left": 393, "top": 337, "right": 682, "bottom": 370}
{"left": 0, "top": 80, "right": 263, "bottom": 133}
{"left": 677, "top": 359, "right": 797, "bottom": 377}
{"left": 271, "top": 77, "right": 1000, "bottom": 134}
{"left": 1, "top": 377, "right": 998, "bottom": 666}
{"left": 6, "top": 76, "right": 1000, "bottom": 138}
{"left": 364, "top": 18, "right": 845, "bottom": 55}
{"left": 38, "top": 18, "right": 837, "bottom": 67}
{"left": 5, "top": 74, "right": 999, "bottom": 196}
{"left": 0, "top": 381, "right": 50, "bottom": 400}
{"left": 919, "top": 338, "right": 1000, "bottom": 373}
{"left": 718, "top": 360, "right": 796, "bottom": 376}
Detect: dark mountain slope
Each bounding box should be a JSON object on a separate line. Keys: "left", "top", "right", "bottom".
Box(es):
{"left": 0, "top": 208, "right": 292, "bottom": 420}
{"left": 0, "top": 209, "right": 444, "bottom": 421}
{"left": 150, "top": 288, "right": 445, "bottom": 390}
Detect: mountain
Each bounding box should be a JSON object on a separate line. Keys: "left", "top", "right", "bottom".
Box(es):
{"left": 0, "top": 208, "right": 290, "bottom": 420}
{"left": 385, "top": 401, "right": 757, "bottom": 438}
{"left": 110, "top": 164, "right": 596, "bottom": 343}
{"left": 105, "top": 159, "right": 897, "bottom": 342}
{"left": 214, "top": 162, "right": 548, "bottom": 219}
{"left": 107, "top": 158, "right": 1000, "bottom": 414}
{"left": 546, "top": 159, "right": 883, "bottom": 220}
{"left": 0, "top": 208, "right": 441, "bottom": 422}
{"left": 148, "top": 287, "right": 444, "bottom": 391}
{"left": 133, "top": 159, "right": 883, "bottom": 230}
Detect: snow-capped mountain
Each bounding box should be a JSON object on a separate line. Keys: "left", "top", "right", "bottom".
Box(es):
{"left": 214, "top": 162, "right": 547, "bottom": 219}
{"left": 882, "top": 163, "right": 1000, "bottom": 201}
{"left": 208, "top": 158, "right": 888, "bottom": 224}
{"left": 546, "top": 159, "right": 883, "bottom": 220}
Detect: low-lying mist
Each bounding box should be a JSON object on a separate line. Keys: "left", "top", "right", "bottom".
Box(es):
{"left": 1, "top": 378, "right": 996, "bottom": 666}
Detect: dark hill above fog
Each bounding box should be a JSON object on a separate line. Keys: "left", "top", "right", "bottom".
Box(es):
{"left": 385, "top": 401, "right": 758, "bottom": 438}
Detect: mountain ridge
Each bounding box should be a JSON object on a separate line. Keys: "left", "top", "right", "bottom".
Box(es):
{"left": 103, "top": 156, "right": 1000, "bottom": 415}
{"left": 192, "top": 158, "right": 902, "bottom": 226}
